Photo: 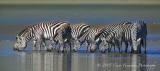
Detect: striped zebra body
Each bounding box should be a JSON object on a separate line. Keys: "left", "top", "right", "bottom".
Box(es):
{"left": 13, "top": 21, "right": 71, "bottom": 52}
{"left": 74, "top": 22, "right": 132, "bottom": 53}
{"left": 98, "top": 22, "right": 134, "bottom": 53}
{"left": 86, "top": 25, "right": 107, "bottom": 52}
{"left": 70, "top": 24, "right": 90, "bottom": 51}
{"left": 118, "top": 24, "right": 133, "bottom": 52}
{"left": 99, "top": 27, "right": 123, "bottom": 53}
{"left": 99, "top": 21, "right": 146, "bottom": 53}
{"left": 97, "top": 22, "right": 132, "bottom": 53}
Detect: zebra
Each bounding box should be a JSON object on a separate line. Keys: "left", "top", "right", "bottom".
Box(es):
{"left": 94, "top": 22, "right": 133, "bottom": 53}
{"left": 71, "top": 22, "right": 132, "bottom": 53}
{"left": 122, "top": 21, "right": 147, "bottom": 53}
{"left": 131, "top": 21, "right": 147, "bottom": 53}
{"left": 98, "top": 27, "right": 123, "bottom": 53}
{"left": 98, "top": 23, "right": 134, "bottom": 53}
{"left": 70, "top": 23, "right": 90, "bottom": 52}
{"left": 13, "top": 21, "right": 72, "bottom": 52}
{"left": 99, "top": 21, "right": 146, "bottom": 53}
{"left": 108, "top": 21, "right": 147, "bottom": 53}
{"left": 84, "top": 25, "right": 109, "bottom": 52}
{"left": 70, "top": 24, "right": 107, "bottom": 52}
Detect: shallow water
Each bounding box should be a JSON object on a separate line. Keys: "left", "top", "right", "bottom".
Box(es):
{"left": 0, "top": 51, "right": 160, "bottom": 71}
{"left": 0, "top": 40, "right": 160, "bottom": 71}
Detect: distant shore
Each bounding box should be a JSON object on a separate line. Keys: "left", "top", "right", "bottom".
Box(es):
{"left": 0, "top": 0, "right": 160, "bottom": 5}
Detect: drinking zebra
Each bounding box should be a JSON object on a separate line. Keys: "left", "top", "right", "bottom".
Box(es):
{"left": 70, "top": 23, "right": 90, "bottom": 52}
{"left": 94, "top": 22, "right": 132, "bottom": 53}
{"left": 131, "top": 21, "right": 147, "bottom": 53}
{"left": 99, "top": 21, "right": 147, "bottom": 53}
{"left": 72, "top": 22, "right": 132, "bottom": 52}
{"left": 70, "top": 24, "right": 107, "bottom": 52}
{"left": 85, "top": 25, "right": 108, "bottom": 52}
{"left": 13, "top": 21, "right": 72, "bottom": 52}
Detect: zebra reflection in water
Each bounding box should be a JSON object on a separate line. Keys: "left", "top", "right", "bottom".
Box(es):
{"left": 18, "top": 52, "right": 71, "bottom": 71}
{"left": 17, "top": 52, "right": 147, "bottom": 71}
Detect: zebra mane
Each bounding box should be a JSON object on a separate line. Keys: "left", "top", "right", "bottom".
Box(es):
{"left": 18, "top": 28, "right": 28, "bottom": 36}
{"left": 17, "top": 25, "right": 32, "bottom": 36}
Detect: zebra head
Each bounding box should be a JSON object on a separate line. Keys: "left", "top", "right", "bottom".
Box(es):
{"left": 132, "top": 38, "right": 142, "bottom": 53}
{"left": 90, "top": 42, "right": 97, "bottom": 52}
{"left": 14, "top": 28, "right": 32, "bottom": 51}
{"left": 14, "top": 36, "right": 27, "bottom": 51}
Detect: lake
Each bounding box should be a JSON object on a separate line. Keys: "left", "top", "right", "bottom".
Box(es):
{"left": 0, "top": 4, "right": 160, "bottom": 71}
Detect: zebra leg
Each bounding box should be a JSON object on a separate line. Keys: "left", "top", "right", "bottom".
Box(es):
{"left": 99, "top": 43, "right": 105, "bottom": 53}
{"left": 59, "top": 36, "right": 65, "bottom": 52}
{"left": 64, "top": 41, "right": 72, "bottom": 52}
{"left": 33, "top": 40, "right": 37, "bottom": 50}
{"left": 87, "top": 41, "right": 91, "bottom": 52}
{"left": 71, "top": 39, "right": 77, "bottom": 52}
{"left": 116, "top": 40, "right": 121, "bottom": 53}
{"left": 54, "top": 41, "right": 59, "bottom": 50}
{"left": 73, "top": 40, "right": 80, "bottom": 52}
{"left": 107, "top": 44, "right": 112, "bottom": 53}
{"left": 138, "top": 45, "right": 141, "bottom": 53}
{"left": 33, "top": 39, "right": 42, "bottom": 51}
{"left": 109, "top": 43, "right": 114, "bottom": 52}
{"left": 58, "top": 41, "right": 64, "bottom": 52}
{"left": 70, "top": 40, "right": 73, "bottom": 50}
{"left": 144, "top": 38, "right": 147, "bottom": 53}
{"left": 70, "top": 39, "right": 75, "bottom": 52}
{"left": 66, "top": 40, "right": 72, "bottom": 52}
{"left": 100, "top": 46, "right": 106, "bottom": 53}
{"left": 113, "top": 45, "right": 116, "bottom": 52}
{"left": 55, "top": 30, "right": 64, "bottom": 52}
{"left": 131, "top": 46, "right": 134, "bottom": 53}
{"left": 117, "top": 44, "right": 121, "bottom": 53}
{"left": 46, "top": 40, "right": 54, "bottom": 51}
{"left": 99, "top": 40, "right": 108, "bottom": 53}
{"left": 34, "top": 39, "right": 43, "bottom": 51}
{"left": 72, "top": 40, "right": 76, "bottom": 52}
{"left": 125, "top": 42, "right": 128, "bottom": 53}
{"left": 41, "top": 39, "right": 47, "bottom": 50}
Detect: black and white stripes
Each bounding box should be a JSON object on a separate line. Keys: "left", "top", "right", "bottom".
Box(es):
{"left": 97, "top": 21, "right": 147, "bottom": 53}
{"left": 14, "top": 21, "right": 72, "bottom": 52}
{"left": 13, "top": 21, "right": 147, "bottom": 54}
{"left": 70, "top": 23, "right": 90, "bottom": 52}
